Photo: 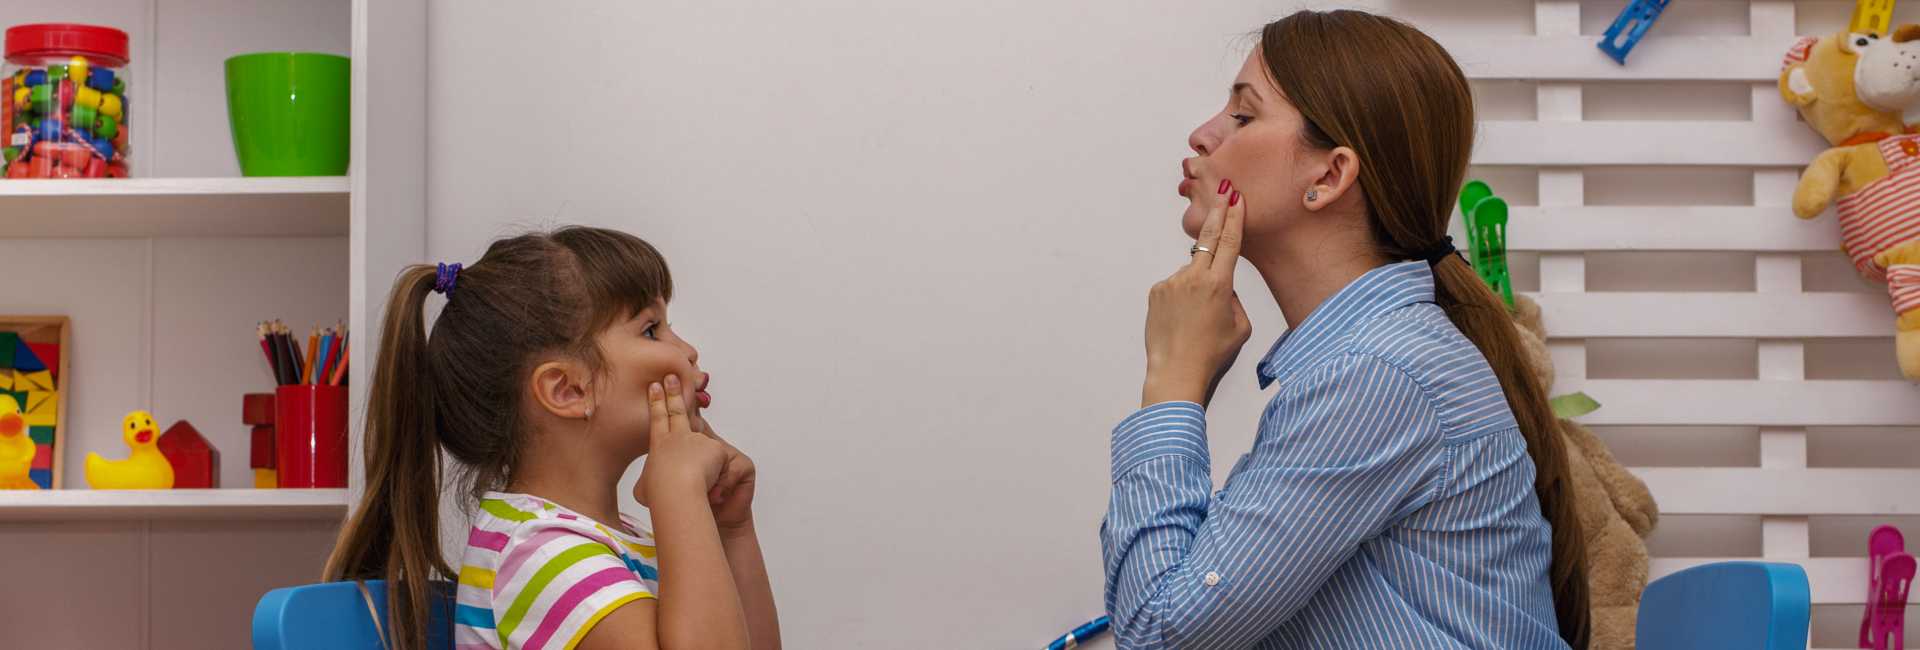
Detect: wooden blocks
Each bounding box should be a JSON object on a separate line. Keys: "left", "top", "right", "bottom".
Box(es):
{"left": 15, "top": 370, "right": 52, "bottom": 392}
{"left": 158, "top": 420, "right": 219, "bottom": 489}
{"left": 0, "top": 317, "right": 69, "bottom": 489}
{"left": 26, "top": 344, "right": 58, "bottom": 378}
{"left": 23, "top": 390, "right": 55, "bottom": 425}
{"left": 244, "top": 393, "right": 276, "bottom": 489}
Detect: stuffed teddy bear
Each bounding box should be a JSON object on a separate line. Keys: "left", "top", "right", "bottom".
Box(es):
{"left": 1509, "top": 296, "right": 1659, "bottom": 650}
{"left": 1781, "top": 27, "right": 1920, "bottom": 379}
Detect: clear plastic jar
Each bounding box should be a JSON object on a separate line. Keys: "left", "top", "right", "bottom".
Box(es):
{"left": 3, "top": 23, "right": 130, "bottom": 179}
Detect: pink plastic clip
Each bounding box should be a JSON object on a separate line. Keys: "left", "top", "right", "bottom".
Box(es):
{"left": 1862, "top": 525, "right": 1914, "bottom": 650}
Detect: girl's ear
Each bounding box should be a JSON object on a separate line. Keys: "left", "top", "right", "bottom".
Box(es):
{"left": 530, "top": 360, "right": 593, "bottom": 420}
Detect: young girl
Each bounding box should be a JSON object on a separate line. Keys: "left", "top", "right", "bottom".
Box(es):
{"left": 324, "top": 226, "right": 780, "bottom": 650}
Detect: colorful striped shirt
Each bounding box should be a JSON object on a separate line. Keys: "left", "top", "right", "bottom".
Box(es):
{"left": 1102, "top": 261, "right": 1568, "bottom": 649}
{"left": 453, "top": 492, "right": 660, "bottom": 650}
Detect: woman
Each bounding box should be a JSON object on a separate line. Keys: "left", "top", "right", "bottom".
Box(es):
{"left": 1101, "top": 10, "right": 1589, "bottom": 649}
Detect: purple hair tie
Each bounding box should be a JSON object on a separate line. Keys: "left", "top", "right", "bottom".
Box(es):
{"left": 433, "top": 263, "right": 462, "bottom": 295}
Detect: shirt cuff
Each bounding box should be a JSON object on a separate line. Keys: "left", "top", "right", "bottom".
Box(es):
{"left": 1111, "top": 401, "right": 1209, "bottom": 477}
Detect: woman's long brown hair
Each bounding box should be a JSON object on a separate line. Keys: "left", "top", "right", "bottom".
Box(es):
{"left": 322, "top": 226, "right": 673, "bottom": 650}
{"left": 1261, "top": 11, "right": 1591, "bottom": 647}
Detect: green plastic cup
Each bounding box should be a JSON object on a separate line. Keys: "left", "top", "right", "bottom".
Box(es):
{"left": 224, "top": 52, "right": 349, "bottom": 176}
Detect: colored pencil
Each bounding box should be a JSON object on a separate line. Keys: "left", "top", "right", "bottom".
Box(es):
{"left": 286, "top": 322, "right": 306, "bottom": 385}
{"left": 333, "top": 331, "right": 349, "bottom": 386}
{"left": 332, "top": 327, "right": 344, "bottom": 379}
{"left": 329, "top": 341, "right": 349, "bottom": 386}
{"left": 272, "top": 322, "right": 297, "bottom": 386}
{"left": 280, "top": 322, "right": 297, "bottom": 386}
{"left": 257, "top": 322, "right": 279, "bottom": 383}
{"left": 302, "top": 328, "right": 320, "bottom": 384}
{"left": 255, "top": 320, "right": 352, "bottom": 387}
{"left": 315, "top": 328, "right": 336, "bottom": 387}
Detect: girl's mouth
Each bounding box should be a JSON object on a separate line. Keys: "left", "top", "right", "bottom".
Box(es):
{"left": 696, "top": 373, "right": 712, "bottom": 408}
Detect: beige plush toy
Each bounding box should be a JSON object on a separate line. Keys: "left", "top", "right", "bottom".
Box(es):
{"left": 1781, "top": 28, "right": 1920, "bottom": 379}
{"left": 1509, "top": 296, "right": 1659, "bottom": 650}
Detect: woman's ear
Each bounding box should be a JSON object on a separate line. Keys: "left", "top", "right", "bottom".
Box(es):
{"left": 1303, "top": 146, "right": 1363, "bottom": 211}
{"left": 530, "top": 360, "right": 593, "bottom": 420}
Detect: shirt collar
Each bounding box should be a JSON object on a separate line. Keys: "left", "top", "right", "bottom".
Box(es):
{"left": 1256, "top": 261, "right": 1437, "bottom": 389}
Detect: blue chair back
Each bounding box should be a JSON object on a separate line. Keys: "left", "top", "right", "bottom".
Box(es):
{"left": 1635, "top": 561, "right": 1810, "bottom": 650}
{"left": 253, "top": 580, "right": 455, "bottom": 650}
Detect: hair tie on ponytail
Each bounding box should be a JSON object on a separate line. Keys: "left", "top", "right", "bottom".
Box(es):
{"left": 433, "top": 263, "right": 462, "bottom": 295}
{"left": 1418, "top": 237, "right": 1461, "bottom": 265}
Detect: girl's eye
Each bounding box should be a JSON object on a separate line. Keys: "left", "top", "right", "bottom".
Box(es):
{"left": 1230, "top": 113, "right": 1252, "bottom": 127}
{"left": 641, "top": 324, "right": 659, "bottom": 340}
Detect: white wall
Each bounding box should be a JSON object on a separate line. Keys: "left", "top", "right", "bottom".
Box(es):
{"left": 426, "top": 1, "right": 1918, "bottom": 648}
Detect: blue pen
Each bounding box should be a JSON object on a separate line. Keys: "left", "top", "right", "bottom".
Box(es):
{"left": 1044, "top": 615, "right": 1111, "bottom": 650}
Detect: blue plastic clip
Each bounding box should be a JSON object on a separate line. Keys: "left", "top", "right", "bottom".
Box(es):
{"left": 1598, "top": 0, "right": 1671, "bottom": 64}
{"left": 1044, "top": 616, "right": 1111, "bottom": 650}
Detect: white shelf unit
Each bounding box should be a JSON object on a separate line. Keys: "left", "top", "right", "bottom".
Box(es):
{"left": 0, "top": 177, "right": 348, "bottom": 238}
{"left": 0, "top": 488, "right": 347, "bottom": 520}
{"left": 0, "top": 1, "right": 425, "bottom": 647}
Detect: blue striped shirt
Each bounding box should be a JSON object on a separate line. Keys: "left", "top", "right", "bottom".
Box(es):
{"left": 1101, "top": 261, "right": 1567, "bottom": 649}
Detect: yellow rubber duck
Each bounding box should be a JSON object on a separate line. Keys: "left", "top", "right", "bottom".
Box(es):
{"left": 0, "top": 398, "right": 38, "bottom": 489}
{"left": 85, "top": 410, "right": 173, "bottom": 490}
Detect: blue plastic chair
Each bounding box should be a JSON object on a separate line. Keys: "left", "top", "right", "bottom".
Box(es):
{"left": 253, "top": 580, "right": 455, "bottom": 650}
{"left": 1636, "top": 561, "right": 1811, "bottom": 650}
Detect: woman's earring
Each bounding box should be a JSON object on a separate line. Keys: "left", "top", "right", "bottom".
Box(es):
{"left": 1305, "top": 188, "right": 1320, "bottom": 202}
{"left": 584, "top": 407, "right": 594, "bottom": 418}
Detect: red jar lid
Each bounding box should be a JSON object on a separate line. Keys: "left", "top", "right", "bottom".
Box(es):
{"left": 5, "top": 23, "right": 129, "bottom": 66}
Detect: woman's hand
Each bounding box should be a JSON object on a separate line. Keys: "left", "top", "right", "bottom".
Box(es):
{"left": 1143, "top": 182, "right": 1253, "bottom": 408}
{"left": 636, "top": 375, "right": 757, "bottom": 535}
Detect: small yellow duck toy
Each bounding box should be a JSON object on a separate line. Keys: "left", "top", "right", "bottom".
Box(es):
{"left": 0, "top": 398, "right": 38, "bottom": 489}
{"left": 85, "top": 410, "right": 173, "bottom": 490}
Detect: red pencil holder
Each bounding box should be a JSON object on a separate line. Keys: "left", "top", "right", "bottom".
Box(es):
{"left": 274, "top": 385, "right": 347, "bottom": 488}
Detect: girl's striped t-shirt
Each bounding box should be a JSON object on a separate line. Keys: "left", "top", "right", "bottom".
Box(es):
{"left": 453, "top": 492, "right": 660, "bottom": 650}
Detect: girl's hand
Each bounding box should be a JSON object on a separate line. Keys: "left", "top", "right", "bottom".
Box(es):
{"left": 1143, "top": 181, "right": 1253, "bottom": 407}
{"left": 636, "top": 375, "right": 733, "bottom": 508}
{"left": 695, "top": 419, "right": 759, "bottom": 537}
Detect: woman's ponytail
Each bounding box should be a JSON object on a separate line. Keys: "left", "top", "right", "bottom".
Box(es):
{"left": 1259, "top": 11, "right": 1592, "bottom": 645}
{"left": 1430, "top": 256, "right": 1592, "bottom": 649}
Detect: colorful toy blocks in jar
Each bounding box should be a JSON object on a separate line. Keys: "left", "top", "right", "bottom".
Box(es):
{"left": 3, "top": 23, "right": 130, "bottom": 178}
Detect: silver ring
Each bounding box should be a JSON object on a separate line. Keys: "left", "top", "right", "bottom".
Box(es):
{"left": 1190, "top": 244, "right": 1213, "bottom": 256}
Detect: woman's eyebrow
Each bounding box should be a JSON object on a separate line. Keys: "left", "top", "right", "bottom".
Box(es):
{"left": 1231, "top": 82, "right": 1261, "bottom": 104}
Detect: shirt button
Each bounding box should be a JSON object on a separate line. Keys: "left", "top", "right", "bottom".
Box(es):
{"left": 1203, "top": 571, "right": 1222, "bottom": 587}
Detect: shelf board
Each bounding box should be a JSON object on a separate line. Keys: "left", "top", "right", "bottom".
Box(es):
{"left": 0, "top": 177, "right": 348, "bottom": 238}
{"left": 0, "top": 488, "right": 348, "bottom": 521}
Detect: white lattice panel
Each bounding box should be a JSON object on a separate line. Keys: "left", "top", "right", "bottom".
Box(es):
{"left": 1458, "top": 1, "right": 1920, "bottom": 646}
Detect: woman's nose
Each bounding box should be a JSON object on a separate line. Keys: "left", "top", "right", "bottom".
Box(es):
{"left": 1189, "top": 128, "right": 1212, "bottom": 156}
{"left": 1189, "top": 116, "right": 1221, "bottom": 156}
